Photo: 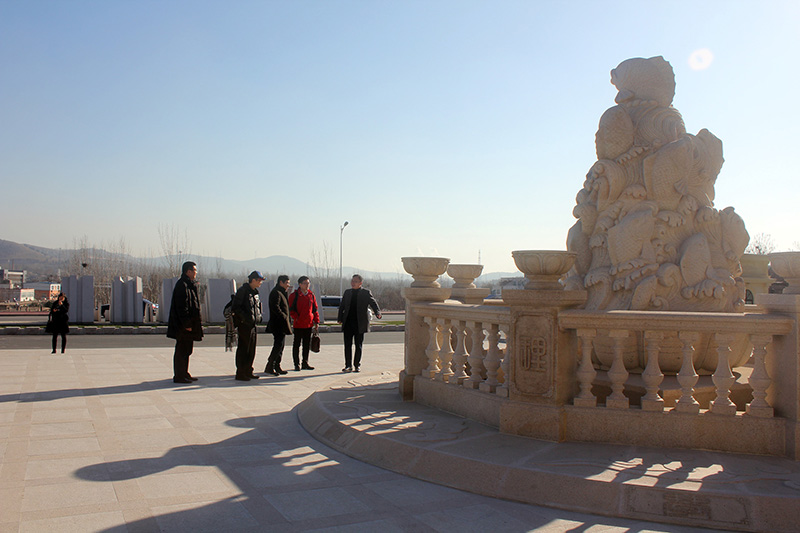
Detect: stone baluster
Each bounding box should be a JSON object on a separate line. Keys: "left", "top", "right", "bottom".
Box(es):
{"left": 479, "top": 323, "right": 501, "bottom": 393}
{"left": 574, "top": 328, "right": 597, "bottom": 407}
{"left": 497, "top": 324, "right": 510, "bottom": 398}
{"left": 466, "top": 321, "right": 485, "bottom": 389}
{"left": 710, "top": 333, "right": 737, "bottom": 415}
{"left": 606, "top": 329, "right": 629, "bottom": 409}
{"left": 641, "top": 331, "right": 665, "bottom": 411}
{"left": 435, "top": 319, "right": 455, "bottom": 382}
{"left": 423, "top": 317, "right": 441, "bottom": 378}
{"left": 746, "top": 334, "right": 774, "bottom": 418}
{"left": 450, "top": 320, "right": 469, "bottom": 384}
{"left": 674, "top": 332, "right": 700, "bottom": 414}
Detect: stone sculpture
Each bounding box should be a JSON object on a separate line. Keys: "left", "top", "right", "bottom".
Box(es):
{"left": 565, "top": 56, "right": 749, "bottom": 312}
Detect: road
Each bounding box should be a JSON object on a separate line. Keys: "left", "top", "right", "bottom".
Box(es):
{"left": 0, "top": 330, "right": 405, "bottom": 350}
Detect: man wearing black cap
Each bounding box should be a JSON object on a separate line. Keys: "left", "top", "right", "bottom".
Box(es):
{"left": 232, "top": 271, "right": 265, "bottom": 381}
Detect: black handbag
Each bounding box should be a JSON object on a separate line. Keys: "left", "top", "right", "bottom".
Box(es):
{"left": 310, "top": 331, "right": 321, "bottom": 353}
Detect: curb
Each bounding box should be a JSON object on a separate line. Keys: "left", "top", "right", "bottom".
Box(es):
{"left": 0, "top": 324, "right": 404, "bottom": 335}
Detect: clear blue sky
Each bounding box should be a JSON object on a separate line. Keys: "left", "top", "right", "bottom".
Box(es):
{"left": 1, "top": 1, "right": 798, "bottom": 275}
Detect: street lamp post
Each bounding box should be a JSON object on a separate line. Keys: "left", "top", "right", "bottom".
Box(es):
{"left": 339, "top": 221, "right": 349, "bottom": 295}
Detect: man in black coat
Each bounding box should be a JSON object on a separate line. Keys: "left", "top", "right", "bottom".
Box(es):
{"left": 167, "top": 261, "right": 203, "bottom": 384}
{"left": 265, "top": 275, "right": 293, "bottom": 376}
{"left": 338, "top": 274, "right": 382, "bottom": 373}
{"left": 232, "top": 271, "right": 265, "bottom": 381}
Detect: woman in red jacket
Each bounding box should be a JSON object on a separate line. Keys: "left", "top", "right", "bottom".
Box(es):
{"left": 288, "top": 276, "right": 320, "bottom": 371}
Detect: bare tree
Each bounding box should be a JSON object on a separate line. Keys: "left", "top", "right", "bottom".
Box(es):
{"left": 309, "top": 242, "right": 339, "bottom": 295}
{"left": 158, "top": 223, "right": 192, "bottom": 272}
{"left": 745, "top": 233, "right": 776, "bottom": 255}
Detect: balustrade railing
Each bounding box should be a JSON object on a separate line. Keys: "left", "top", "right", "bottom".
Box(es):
{"left": 412, "top": 302, "right": 511, "bottom": 396}
{"left": 559, "top": 310, "right": 794, "bottom": 417}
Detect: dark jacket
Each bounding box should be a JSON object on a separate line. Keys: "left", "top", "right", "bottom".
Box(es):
{"left": 47, "top": 299, "right": 70, "bottom": 334}
{"left": 232, "top": 282, "right": 262, "bottom": 328}
{"left": 268, "top": 284, "right": 293, "bottom": 335}
{"left": 288, "top": 289, "right": 319, "bottom": 329}
{"left": 167, "top": 274, "right": 203, "bottom": 341}
{"left": 338, "top": 287, "right": 381, "bottom": 334}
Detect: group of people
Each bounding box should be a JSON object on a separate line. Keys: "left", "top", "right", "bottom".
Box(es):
{"left": 167, "top": 261, "right": 382, "bottom": 384}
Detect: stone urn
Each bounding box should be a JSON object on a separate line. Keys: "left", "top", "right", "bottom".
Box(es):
{"left": 447, "top": 264, "right": 483, "bottom": 288}
{"left": 740, "top": 253, "right": 772, "bottom": 301}
{"left": 402, "top": 257, "right": 450, "bottom": 288}
{"left": 769, "top": 252, "right": 800, "bottom": 294}
{"left": 512, "top": 250, "right": 576, "bottom": 290}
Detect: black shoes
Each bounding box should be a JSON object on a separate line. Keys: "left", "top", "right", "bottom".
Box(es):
{"left": 294, "top": 365, "right": 301, "bottom": 372}
{"left": 249, "top": 374, "right": 260, "bottom": 380}
{"left": 187, "top": 375, "right": 199, "bottom": 382}
{"left": 235, "top": 374, "right": 251, "bottom": 381}
{"left": 173, "top": 377, "right": 193, "bottom": 384}
{"left": 354, "top": 366, "right": 360, "bottom": 373}
{"left": 275, "top": 367, "right": 288, "bottom": 375}
{"left": 342, "top": 366, "right": 353, "bottom": 373}
{"left": 301, "top": 363, "right": 315, "bottom": 370}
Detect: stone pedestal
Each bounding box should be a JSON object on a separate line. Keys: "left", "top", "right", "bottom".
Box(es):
{"left": 206, "top": 279, "right": 237, "bottom": 323}
{"left": 502, "top": 289, "right": 587, "bottom": 405}
{"left": 499, "top": 288, "right": 586, "bottom": 439}
{"left": 756, "top": 292, "right": 800, "bottom": 459}
{"left": 61, "top": 275, "right": 94, "bottom": 324}
{"left": 400, "top": 287, "right": 451, "bottom": 400}
{"left": 449, "top": 287, "right": 491, "bottom": 304}
{"left": 159, "top": 278, "right": 178, "bottom": 323}
{"left": 111, "top": 277, "right": 143, "bottom": 323}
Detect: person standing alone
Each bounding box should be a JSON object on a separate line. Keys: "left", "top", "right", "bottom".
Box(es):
{"left": 167, "top": 261, "right": 203, "bottom": 384}
{"left": 338, "top": 274, "right": 382, "bottom": 372}
{"left": 265, "top": 275, "right": 293, "bottom": 375}
{"left": 288, "top": 276, "right": 320, "bottom": 371}
{"left": 47, "top": 292, "right": 69, "bottom": 353}
{"left": 233, "top": 271, "right": 266, "bottom": 381}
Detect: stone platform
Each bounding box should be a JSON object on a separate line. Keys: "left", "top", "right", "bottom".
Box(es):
{"left": 299, "top": 375, "right": 800, "bottom": 532}
{"left": 1, "top": 339, "right": 707, "bottom": 532}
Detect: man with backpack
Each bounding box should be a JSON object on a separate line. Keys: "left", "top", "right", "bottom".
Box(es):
{"left": 288, "top": 276, "right": 320, "bottom": 371}
{"left": 232, "top": 271, "right": 265, "bottom": 382}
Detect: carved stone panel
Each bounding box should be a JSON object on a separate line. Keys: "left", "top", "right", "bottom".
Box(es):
{"left": 513, "top": 313, "right": 556, "bottom": 398}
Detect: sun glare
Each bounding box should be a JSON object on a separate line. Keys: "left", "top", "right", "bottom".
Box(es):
{"left": 688, "top": 48, "right": 714, "bottom": 70}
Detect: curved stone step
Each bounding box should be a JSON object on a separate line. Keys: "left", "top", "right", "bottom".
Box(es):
{"left": 297, "top": 376, "right": 800, "bottom": 533}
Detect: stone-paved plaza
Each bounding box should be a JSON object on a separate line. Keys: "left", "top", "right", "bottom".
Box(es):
{"left": 0, "top": 334, "right": 710, "bottom": 532}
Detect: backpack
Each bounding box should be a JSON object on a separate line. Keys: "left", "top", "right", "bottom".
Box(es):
{"left": 223, "top": 294, "right": 235, "bottom": 320}
{"left": 290, "top": 290, "right": 317, "bottom": 314}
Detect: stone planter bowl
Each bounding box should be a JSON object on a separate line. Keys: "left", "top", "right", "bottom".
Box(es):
{"left": 447, "top": 264, "right": 484, "bottom": 289}
{"left": 769, "top": 252, "right": 800, "bottom": 294}
{"left": 512, "top": 250, "right": 576, "bottom": 290}
{"left": 402, "top": 257, "right": 450, "bottom": 288}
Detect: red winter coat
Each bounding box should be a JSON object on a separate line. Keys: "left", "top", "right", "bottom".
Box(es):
{"left": 288, "top": 289, "right": 320, "bottom": 329}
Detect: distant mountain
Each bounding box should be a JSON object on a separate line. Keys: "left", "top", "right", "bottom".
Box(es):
{"left": 0, "top": 238, "right": 411, "bottom": 282}
{"left": 0, "top": 238, "right": 516, "bottom": 284}
{"left": 0, "top": 239, "right": 66, "bottom": 278}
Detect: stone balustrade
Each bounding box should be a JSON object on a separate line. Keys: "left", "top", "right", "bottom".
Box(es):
{"left": 413, "top": 302, "right": 511, "bottom": 394}
{"left": 558, "top": 310, "right": 793, "bottom": 416}
{"left": 401, "top": 261, "right": 800, "bottom": 459}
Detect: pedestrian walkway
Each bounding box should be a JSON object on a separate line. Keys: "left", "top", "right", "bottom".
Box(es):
{"left": 1, "top": 339, "right": 709, "bottom": 532}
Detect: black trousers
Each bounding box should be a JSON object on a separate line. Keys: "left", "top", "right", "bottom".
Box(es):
{"left": 267, "top": 331, "right": 286, "bottom": 370}
{"left": 292, "top": 328, "right": 312, "bottom": 367}
{"left": 235, "top": 325, "right": 257, "bottom": 377}
{"left": 343, "top": 327, "right": 364, "bottom": 369}
{"left": 51, "top": 333, "right": 67, "bottom": 353}
{"left": 173, "top": 334, "right": 194, "bottom": 380}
